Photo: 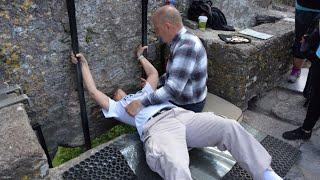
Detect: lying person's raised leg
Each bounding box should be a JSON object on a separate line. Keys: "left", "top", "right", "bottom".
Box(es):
{"left": 174, "top": 107, "right": 280, "bottom": 180}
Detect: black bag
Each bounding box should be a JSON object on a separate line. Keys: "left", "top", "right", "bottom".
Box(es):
{"left": 187, "top": 0, "right": 235, "bottom": 31}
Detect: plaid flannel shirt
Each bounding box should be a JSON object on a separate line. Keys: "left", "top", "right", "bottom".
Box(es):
{"left": 141, "top": 27, "right": 207, "bottom": 106}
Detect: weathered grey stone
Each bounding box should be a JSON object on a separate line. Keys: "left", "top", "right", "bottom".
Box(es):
{"left": 251, "top": 91, "right": 278, "bottom": 114}
{"left": 285, "top": 164, "right": 306, "bottom": 180}
{"left": 0, "top": 0, "right": 296, "bottom": 158}
{"left": 212, "top": 0, "right": 261, "bottom": 28}
{"left": 250, "top": 0, "right": 273, "bottom": 8}
{"left": 252, "top": 89, "right": 302, "bottom": 114}
{"left": 190, "top": 16, "right": 294, "bottom": 109}
{"left": 273, "top": 0, "right": 295, "bottom": 7}
{"left": 286, "top": 133, "right": 320, "bottom": 180}
{"left": 243, "top": 110, "right": 302, "bottom": 147}
{"left": 273, "top": 98, "right": 320, "bottom": 129}
{"left": 272, "top": 99, "right": 306, "bottom": 124}
{"left": 0, "top": 0, "right": 189, "bottom": 156}
{"left": 0, "top": 104, "right": 48, "bottom": 179}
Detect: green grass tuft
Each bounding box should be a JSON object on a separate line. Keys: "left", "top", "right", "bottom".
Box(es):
{"left": 52, "top": 124, "right": 136, "bottom": 167}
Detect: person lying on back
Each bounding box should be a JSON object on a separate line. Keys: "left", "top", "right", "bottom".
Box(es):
{"left": 71, "top": 53, "right": 282, "bottom": 180}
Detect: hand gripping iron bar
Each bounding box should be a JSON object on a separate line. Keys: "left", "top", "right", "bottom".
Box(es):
{"left": 66, "top": 0, "right": 91, "bottom": 150}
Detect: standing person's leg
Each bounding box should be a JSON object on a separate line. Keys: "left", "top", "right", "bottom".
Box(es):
{"left": 142, "top": 110, "right": 192, "bottom": 180}
{"left": 303, "top": 65, "right": 313, "bottom": 107}
{"left": 289, "top": 10, "right": 318, "bottom": 83}
{"left": 283, "top": 61, "right": 320, "bottom": 140}
{"left": 174, "top": 108, "right": 273, "bottom": 180}
{"left": 302, "top": 64, "right": 320, "bottom": 130}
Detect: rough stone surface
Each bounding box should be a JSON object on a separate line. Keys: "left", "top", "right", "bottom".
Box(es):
{"left": 250, "top": 89, "right": 320, "bottom": 129}
{"left": 243, "top": 110, "right": 302, "bottom": 148}
{"left": 250, "top": 89, "right": 291, "bottom": 114}
{"left": 285, "top": 133, "right": 320, "bottom": 180}
{"left": 273, "top": 0, "right": 295, "bottom": 7}
{"left": 248, "top": 82, "right": 320, "bottom": 180}
{"left": 212, "top": 0, "right": 261, "bottom": 28}
{"left": 250, "top": 0, "right": 273, "bottom": 8}
{"left": 190, "top": 17, "right": 294, "bottom": 109}
{"left": 0, "top": 0, "right": 294, "bottom": 156}
{"left": 0, "top": 0, "right": 189, "bottom": 156}
{"left": 0, "top": 104, "right": 48, "bottom": 179}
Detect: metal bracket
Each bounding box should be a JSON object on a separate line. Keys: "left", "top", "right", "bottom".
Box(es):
{"left": 0, "top": 84, "right": 22, "bottom": 95}
{"left": 0, "top": 85, "right": 30, "bottom": 109}
{"left": 0, "top": 94, "right": 30, "bottom": 109}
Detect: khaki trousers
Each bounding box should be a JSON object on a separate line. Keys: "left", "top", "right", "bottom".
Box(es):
{"left": 141, "top": 107, "right": 271, "bottom": 180}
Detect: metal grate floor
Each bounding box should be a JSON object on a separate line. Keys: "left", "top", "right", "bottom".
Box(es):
{"left": 63, "top": 146, "right": 136, "bottom": 180}
{"left": 222, "top": 135, "right": 301, "bottom": 180}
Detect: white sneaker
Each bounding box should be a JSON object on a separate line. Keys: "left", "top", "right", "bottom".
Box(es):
{"left": 264, "top": 170, "right": 283, "bottom": 180}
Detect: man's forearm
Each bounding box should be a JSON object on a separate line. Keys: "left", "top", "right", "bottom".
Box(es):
{"left": 80, "top": 61, "right": 98, "bottom": 93}
{"left": 139, "top": 56, "right": 158, "bottom": 78}
{"left": 138, "top": 56, "right": 159, "bottom": 90}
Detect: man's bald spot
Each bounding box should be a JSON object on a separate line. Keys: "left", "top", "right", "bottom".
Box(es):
{"left": 153, "top": 5, "right": 182, "bottom": 26}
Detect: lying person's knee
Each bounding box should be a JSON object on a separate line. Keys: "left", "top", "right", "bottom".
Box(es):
{"left": 222, "top": 118, "right": 241, "bottom": 132}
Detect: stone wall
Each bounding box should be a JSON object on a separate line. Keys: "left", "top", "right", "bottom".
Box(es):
{"left": 0, "top": 103, "right": 48, "bottom": 179}
{"left": 0, "top": 0, "right": 188, "bottom": 157}
{"left": 0, "top": 0, "right": 286, "bottom": 158}
{"left": 190, "top": 18, "right": 294, "bottom": 109}
{"left": 273, "top": 0, "right": 295, "bottom": 6}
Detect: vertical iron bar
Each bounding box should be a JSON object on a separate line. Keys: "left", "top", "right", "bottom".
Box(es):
{"left": 141, "top": 0, "right": 148, "bottom": 78}
{"left": 32, "top": 123, "right": 53, "bottom": 168}
{"left": 66, "top": 0, "right": 91, "bottom": 150}
{"left": 142, "top": 0, "right": 148, "bottom": 56}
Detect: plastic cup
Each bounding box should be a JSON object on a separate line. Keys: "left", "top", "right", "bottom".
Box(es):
{"left": 198, "top": 16, "right": 208, "bottom": 31}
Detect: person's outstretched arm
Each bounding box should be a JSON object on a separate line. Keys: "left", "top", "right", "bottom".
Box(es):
{"left": 71, "top": 53, "right": 110, "bottom": 110}
{"left": 125, "top": 45, "right": 159, "bottom": 116}
{"left": 136, "top": 45, "right": 159, "bottom": 90}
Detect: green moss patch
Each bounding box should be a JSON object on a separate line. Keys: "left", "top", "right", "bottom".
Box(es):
{"left": 52, "top": 124, "right": 136, "bottom": 167}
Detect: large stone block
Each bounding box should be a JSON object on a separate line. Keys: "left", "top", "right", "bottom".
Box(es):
{"left": 0, "top": 104, "right": 48, "bottom": 179}
{"left": 190, "top": 17, "right": 294, "bottom": 109}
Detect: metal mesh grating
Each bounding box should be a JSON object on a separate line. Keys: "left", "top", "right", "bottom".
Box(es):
{"left": 63, "top": 146, "right": 136, "bottom": 180}
{"left": 222, "top": 135, "right": 301, "bottom": 180}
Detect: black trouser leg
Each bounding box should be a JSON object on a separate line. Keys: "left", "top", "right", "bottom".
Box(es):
{"left": 302, "top": 62, "right": 320, "bottom": 131}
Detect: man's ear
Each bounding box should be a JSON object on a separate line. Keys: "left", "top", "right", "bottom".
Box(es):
{"left": 163, "top": 22, "right": 171, "bottom": 31}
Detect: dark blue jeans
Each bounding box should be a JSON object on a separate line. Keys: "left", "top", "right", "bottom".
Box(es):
{"left": 174, "top": 99, "right": 206, "bottom": 113}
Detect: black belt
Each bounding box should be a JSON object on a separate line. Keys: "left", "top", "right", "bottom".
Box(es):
{"left": 150, "top": 107, "right": 173, "bottom": 119}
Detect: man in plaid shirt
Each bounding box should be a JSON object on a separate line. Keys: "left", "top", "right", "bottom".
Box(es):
{"left": 126, "top": 5, "right": 208, "bottom": 116}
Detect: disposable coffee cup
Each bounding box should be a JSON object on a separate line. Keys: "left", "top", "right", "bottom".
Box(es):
{"left": 198, "top": 16, "right": 208, "bottom": 31}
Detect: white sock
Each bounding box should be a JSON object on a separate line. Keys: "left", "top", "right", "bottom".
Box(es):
{"left": 263, "top": 169, "right": 283, "bottom": 180}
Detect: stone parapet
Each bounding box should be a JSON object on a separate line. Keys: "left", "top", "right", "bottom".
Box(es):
{"left": 0, "top": 104, "right": 49, "bottom": 179}
{"left": 190, "top": 18, "right": 295, "bottom": 109}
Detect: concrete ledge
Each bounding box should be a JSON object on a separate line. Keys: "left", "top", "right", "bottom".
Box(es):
{"left": 204, "top": 93, "right": 243, "bottom": 121}
{"left": 0, "top": 104, "right": 49, "bottom": 179}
